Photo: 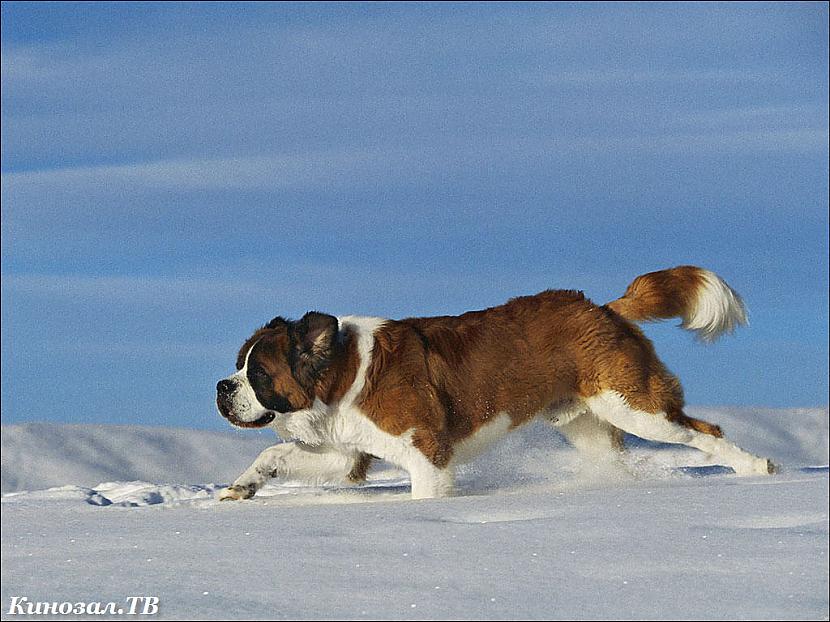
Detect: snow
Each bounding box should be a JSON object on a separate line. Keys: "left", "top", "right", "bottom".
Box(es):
{"left": 2, "top": 407, "right": 828, "bottom": 620}
{"left": 0, "top": 423, "right": 271, "bottom": 494}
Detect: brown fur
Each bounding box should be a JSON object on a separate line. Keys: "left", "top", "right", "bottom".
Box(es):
{"left": 670, "top": 413, "right": 724, "bottom": 438}
{"left": 346, "top": 453, "right": 375, "bottom": 483}
{"left": 354, "top": 289, "right": 706, "bottom": 466}
{"left": 242, "top": 266, "right": 729, "bottom": 468}
{"left": 606, "top": 265, "right": 704, "bottom": 323}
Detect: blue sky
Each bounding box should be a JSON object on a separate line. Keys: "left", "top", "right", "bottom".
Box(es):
{"left": 2, "top": 2, "right": 828, "bottom": 430}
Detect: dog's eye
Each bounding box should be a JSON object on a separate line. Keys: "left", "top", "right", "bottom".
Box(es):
{"left": 252, "top": 368, "right": 270, "bottom": 382}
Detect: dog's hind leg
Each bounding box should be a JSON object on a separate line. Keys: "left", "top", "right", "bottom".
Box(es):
{"left": 585, "top": 390, "right": 774, "bottom": 475}
{"left": 541, "top": 399, "right": 626, "bottom": 457}
{"left": 219, "top": 443, "right": 368, "bottom": 500}
{"left": 548, "top": 411, "right": 626, "bottom": 456}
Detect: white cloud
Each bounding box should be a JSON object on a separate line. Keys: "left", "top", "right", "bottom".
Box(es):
{"left": 2, "top": 263, "right": 622, "bottom": 319}
{"left": 0, "top": 148, "right": 424, "bottom": 194}
{"left": 558, "top": 128, "right": 830, "bottom": 155}
{"left": 536, "top": 68, "right": 793, "bottom": 87}
{"left": 3, "top": 120, "right": 826, "bottom": 202}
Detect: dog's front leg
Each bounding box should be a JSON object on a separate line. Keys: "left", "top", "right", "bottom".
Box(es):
{"left": 408, "top": 460, "right": 455, "bottom": 500}
{"left": 218, "top": 442, "right": 357, "bottom": 500}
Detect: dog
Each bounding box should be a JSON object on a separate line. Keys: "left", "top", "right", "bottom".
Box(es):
{"left": 216, "top": 266, "right": 773, "bottom": 501}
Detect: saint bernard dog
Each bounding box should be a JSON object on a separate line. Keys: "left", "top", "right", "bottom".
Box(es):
{"left": 216, "top": 266, "right": 774, "bottom": 501}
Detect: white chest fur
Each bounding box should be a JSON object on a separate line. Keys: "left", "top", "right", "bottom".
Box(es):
{"left": 270, "top": 315, "right": 390, "bottom": 449}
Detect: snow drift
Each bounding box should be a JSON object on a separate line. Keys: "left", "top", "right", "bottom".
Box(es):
{"left": 2, "top": 407, "right": 826, "bottom": 496}
{"left": 0, "top": 423, "right": 270, "bottom": 494}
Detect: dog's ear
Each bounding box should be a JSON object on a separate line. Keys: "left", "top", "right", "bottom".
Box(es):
{"left": 293, "top": 312, "right": 339, "bottom": 384}
{"left": 265, "top": 316, "right": 289, "bottom": 330}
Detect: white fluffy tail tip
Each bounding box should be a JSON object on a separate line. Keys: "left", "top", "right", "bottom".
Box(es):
{"left": 682, "top": 270, "right": 748, "bottom": 342}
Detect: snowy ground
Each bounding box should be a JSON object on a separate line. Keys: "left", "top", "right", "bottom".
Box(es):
{"left": 2, "top": 407, "right": 828, "bottom": 620}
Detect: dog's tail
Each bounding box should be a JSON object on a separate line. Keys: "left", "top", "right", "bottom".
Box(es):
{"left": 606, "top": 266, "right": 748, "bottom": 342}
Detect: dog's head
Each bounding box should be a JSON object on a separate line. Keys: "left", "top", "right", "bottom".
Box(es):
{"left": 216, "top": 312, "right": 339, "bottom": 429}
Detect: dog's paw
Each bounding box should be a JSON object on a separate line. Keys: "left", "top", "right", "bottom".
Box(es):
{"left": 218, "top": 484, "right": 255, "bottom": 501}
{"left": 733, "top": 457, "right": 777, "bottom": 476}
{"left": 755, "top": 457, "right": 778, "bottom": 475}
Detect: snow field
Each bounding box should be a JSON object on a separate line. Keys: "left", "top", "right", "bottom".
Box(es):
{"left": 1, "top": 407, "right": 827, "bottom": 620}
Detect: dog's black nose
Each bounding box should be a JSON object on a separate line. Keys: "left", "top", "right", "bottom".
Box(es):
{"left": 216, "top": 379, "right": 235, "bottom": 396}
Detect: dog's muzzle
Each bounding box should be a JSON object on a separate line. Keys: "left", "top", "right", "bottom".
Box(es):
{"left": 215, "top": 378, "right": 276, "bottom": 428}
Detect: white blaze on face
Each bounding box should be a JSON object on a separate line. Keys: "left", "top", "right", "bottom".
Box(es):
{"left": 223, "top": 338, "right": 272, "bottom": 423}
